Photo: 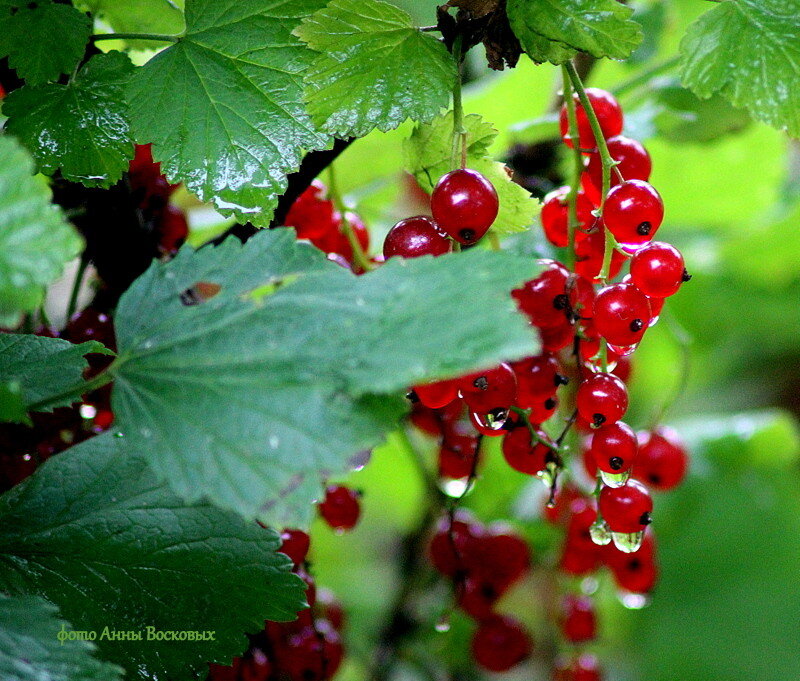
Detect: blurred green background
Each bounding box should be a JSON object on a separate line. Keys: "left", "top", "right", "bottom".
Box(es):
{"left": 229, "top": 0, "right": 800, "bottom": 678}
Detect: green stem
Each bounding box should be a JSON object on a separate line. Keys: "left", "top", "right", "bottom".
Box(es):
{"left": 27, "top": 369, "right": 114, "bottom": 414}
{"left": 91, "top": 32, "right": 181, "bottom": 43}
{"left": 450, "top": 34, "right": 466, "bottom": 170}
{"left": 564, "top": 61, "right": 620, "bottom": 283}
{"left": 561, "top": 65, "right": 583, "bottom": 270}
{"left": 66, "top": 254, "right": 90, "bottom": 322}
{"left": 613, "top": 56, "right": 681, "bottom": 97}
{"left": 327, "top": 167, "right": 374, "bottom": 273}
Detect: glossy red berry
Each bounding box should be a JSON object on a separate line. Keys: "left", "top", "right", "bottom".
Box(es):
{"left": 458, "top": 363, "right": 517, "bottom": 415}
{"left": 429, "top": 511, "right": 481, "bottom": 577}
{"left": 603, "top": 180, "right": 664, "bottom": 245}
{"left": 576, "top": 372, "right": 628, "bottom": 427}
{"left": 157, "top": 204, "right": 188, "bottom": 255}
{"left": 562, "top": 594, "right": 597, "bottom": 643}
{"left": 541, "top": 186, "right": 596, "bottom": 247}
{"left": 574, "top": 227, "right": 627, "bottom": 282}
{"left": 383, "top": 216, "right": 452, "bottom": 259}
{"left": 284, "top": 179, "right": 338, "bottom": 241}
{"left": 318, "top": 485, "right": 361, "bottom": 531}
{"left": 591, "top": 421, "right": 637, "bottom": 473}
{"left": 513, "top": 354, "right": 565, "bottom": 406}
{"left": 430, "top": 169, "right": 498, "bottom": 244}
{"left": 583, "top": 135, "right": 651, "bottom": 203}
{"left": 633, "top": 427, "right": 688, "bottom": 490}
{"left": 471, "top": 615, "right": 532, "bottom": 672}
{"left": 605, "top": 531, "right": 658, "bottom": 592}
{"left": 629, "top": 241, "right": 688, "bottom": 298}
{"left": 598, "top": 479, "right": 653, "bottom": 533}
{"left": 512, "top": 260, "right": 571, "bottom": 329}
{"left": 502, "top": 425, "right": 550, "bottom": 475}
{"left": 559, "top": 88, "right": 623, "bottom": 150}
{"left": 413, "top": 378, "right": 460, "bottom": 409}
{"left": 279, "top": 529, "right": 310, "bottom": 566}
{"left": 554, "top": 654, "right": 602, "bottom": 681}
{"left": 593, "top": 283, "right": 652, "bottom": 346}
{"left": 477, "top": 524, "right": 531, "bottom": 588}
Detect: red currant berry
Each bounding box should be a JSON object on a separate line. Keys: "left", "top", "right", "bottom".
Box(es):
{"left": 471, "top": 615, "right": 532, "bottom": 672}
{"left": 477, "top": 523, "right": 531, "bottom": 588}
{"left": 383, "top": 216, "right": 452, "bottom": 259}
{"left": 562, "top": 594, "right": 597, "bottom": 643}
{"left": 431, "top": 169, "right": 499, "bottom": 245}
{"left": 316, "top": 588, "right": 345, "bottom": 630}
{"left": 284, "top": 179, "right": 338, "bottom": 241}
{"left": 582, "top": 135, "right": 651, "bottom": 203}
{"left": 554, "top": 654, "right": 602, "bottom": 681}
{"left": 457, "top": 573, "right": 502, "bottom": 619}
{"left": 541, "top": 186, "right": 596, "bottom": 247}
{"left": 512, "top": 260, "right": 571, "bottom": 329}
{"left": 593, "top": 283, "right": 651, "bottom": 346}
{"left": 429, "top": 510, "right": 481, "bottom": 576}
{"left": 318, "top": 485, "right": 361, "bottom": 531}
{"left": 591, "top": 421, "right": 637, "bottom": 473}
{"left": 576, "top": 372, "right": 628, "bottom": 427}
{"left": 559, "top": 88, "right": 623, "bottom": 150}
{"left": 605, "top": 531, "right": 658, "bottom": 593}
{"left": 629, "top": 241, "right": 688, "bottom": 298}
{"left": 439, "top": 437, "right": 478, "bottom": 478}
{"left": 502, "top": 425, "right": 551, "bottom": 475}
{"left": 603, "top": 180, "right": 664, "bottom": 245}
{"left": 528, "top": 394, "right": 559, "bottom": 425}
{"left": 513, "top": 354, "right": 565, "bottom": 406}
{"left": 279, "top": 529, "right": 310, "bottom": 566}
{"left": 413, "top": 378, "right": 460, "bottom": 409}
{"left": 633, "top": 426, "right": 688, "bottom": 490}
{"left": 157, "top": 204, "right": 188, "bottom": 256}
{"left": 540, "top": 321, "right": 575, "bottom": 353}
{"left": 458, "top": 363, "right": 517, "bottom": 413}
{"left": 574, "top": 227, "right": 627, "bottom": 282}
{"left": 598, "top": 479, "right": 653, "bottom": 533}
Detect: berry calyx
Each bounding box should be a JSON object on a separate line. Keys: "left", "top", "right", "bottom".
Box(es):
{"left": 383, "top": 216, "right": 452, "bottom": 259}
{"left": 559, "top": 88, "right": 623, "bottom": 150}
{"left": 471, "top": 615, "right": 532, "bottom": 672}
{"left": 629, "top": 241, "right": 687, "bottom": 298}
{"left": 319, "top": 485, "right": 361, "bottom": 531}
{"left": 598, "top": 479, "right": 653, "bottom": 533}
{"left": 593, "top": 283, "right": 652, "bottom": 346}
{"left": 576, "top": 372, "right": 629, "bottom": 427}
{"left": 431, "top": 169, "right": 499, "bottom": 245}
{"left": 603, "top": 180, "right": 664, "bottom": 245}
{"left": 591, "top": 421, "right": 637, "bottom": 473}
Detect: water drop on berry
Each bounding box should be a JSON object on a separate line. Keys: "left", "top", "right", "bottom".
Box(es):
{"left": 435, "top": 612, "right": 451, "bottom": 633}
{"left": 619, "top": 591, "right": 650, "bottom": 609}
{"left": 441, "top": 477, "right": 470, "bottom": 498}
{"left": 589, "top": 518, "right": 612, "bottom": 546}
{"left": 599, "top": 469, "right": 630, "bottom": 488}
{"left": 611, "top": 530, "right": 645, "bottom": 553}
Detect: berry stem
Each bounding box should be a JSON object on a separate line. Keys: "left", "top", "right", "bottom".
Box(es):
{"left": 561, "top": 65, "right": 583, "bottom": 270}
{"left": 26, "top": 369, "right": 114, "bottom": 414}
{"left": 327, "top": 166, "right": 374, "bottom": 273}
{"left": 450, "top": 34, "right": 467, "bottom": 170}
{"left": 91, "top": 32, "right": 181, "bottom": 43}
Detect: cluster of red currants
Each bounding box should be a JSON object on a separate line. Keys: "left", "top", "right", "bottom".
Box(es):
{"left": 0, "top": 308, "right": 117, "bottom": 492}
{"left": 208, "top": 528, "right": 346, "bottom": 681}
{"left": 128, "top": 144, "right": 189, "bottom": 257}
{"left": 282, "top": 179, "right": 370, "bottom": 271}
{"left": 429, "top": 509, "right": 532, "bottom": 672}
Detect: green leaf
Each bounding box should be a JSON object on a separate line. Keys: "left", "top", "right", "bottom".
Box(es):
{"left": 0, "top": 383, "right": 26, "bottom": 425}
{"left": 0, "top": 594, "right": 123, "bottom": 681}
{"left": 507, "top": 0, "right": 642, "bottom": 61}
{"left": 516, "top": 31, "right": 577, "bottom": 66}
{"left": 0, "top": 136, "right": 82, "bottom": 326}
{"left": 0, "top": 1, "right": 92, "bottom": 86}
{"left": 5, "top": 51, "right": 135, "bottom": 188}
{"left": 0, "top": 433, "right": 305, "bottom": 680}
{"left": 127, "top": 0, "right": 332, "bottom": 227}
{"left": 296, "top": 0, "right": 457, "bottom": 137}
{"left": 79, "top": 0, "right": 184, "bottom": 41}
{"left": 404, "top": 112, "right": 539, "bottom": 234}
{"left": 110, "top": 229, "right": 540, "bottom": 526}
{"left": 679, "top": 0, "right": 800, "bottom": 137}
{"left": 0, "top": 335, "right": 113, "bottom": 420}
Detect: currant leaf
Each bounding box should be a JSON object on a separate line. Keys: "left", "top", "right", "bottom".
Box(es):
{"left": 110, "top": 229, "right": 540, "bottom": 526}
{"left": 506, "top": 0, "right": 642, "bottom": 61}
{"left": 516, "top": 31, "right": 577, "bottom": 65}
{"left": 0, "top": 137, "right": 82, "bottom": 326}
{"left": 0, "top": 594, "right": 123, "bottom": 681}
{"left": 404, "top": 112, "right": 539, "bottom": 235}
{"left": 679, "top": 0, "right": 800, "bottom": 137}
{"left": 5, "top": 51, "right": 135, "bottom": 188}
{"left": 126, "top": 0, "right": 332, "bottom": 227}
{"left": 295, "top": 0, "right": 457, "bottom": 137}
{"left": 0, "top": 1, "right": 92, "bottom": 86}
{"left": 0, "top": 335, "right": 113, "bottom": 422}
{"left": 0, "top": 433, "right": 305, "bottom": 680}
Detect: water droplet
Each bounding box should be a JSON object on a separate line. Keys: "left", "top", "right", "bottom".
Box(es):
{"left": 142, "top": 340, "right": 154, "bottom": 350}
{"left": 440, "top": 477, "right": 469, "bottom": 498}
{"left": 470, "top": 409, "right": 508, "bottom": 432}
{"left": 611, "top": 530, "right": 645, "bottom": 553}
{"left": 580, "top": 576, "right": 599, "bottom": 595}
{"left": 600, "top": 469, "right": 630, "bottom": 488}
{"left": 608, "top": 343, "right": 638, "bottom": 357}
{"left": 22, "top": 453, "right": 32, "bottom": 462}
{"left": 590, "top": 518, "right": 612, "bottom": 546}
{"left": 268, "top": 435, "right": 280, "bottom": 449}
{"left": 619, "top": 591, "right": 650, "bottom": 609}
{"left": 114, "top": 431, "right": 124, "bottom": 438}
{"left": 80, "top": 404, "right": 97, "bottom": 420}
{"left": 434, "top": 612, "right": 451, "bottom": 633}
